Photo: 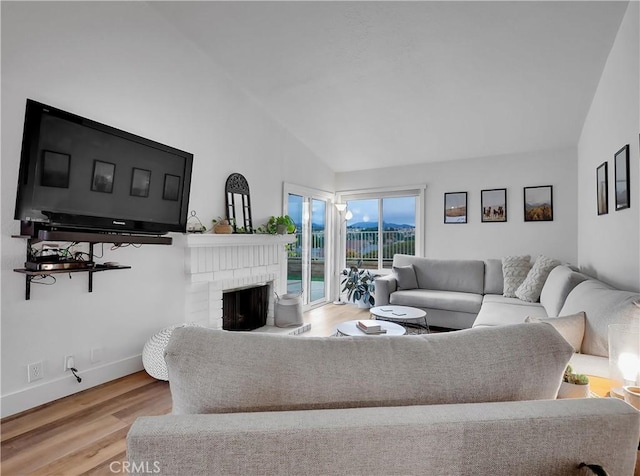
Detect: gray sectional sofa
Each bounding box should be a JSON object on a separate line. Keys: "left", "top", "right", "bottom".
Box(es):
{"left": 127, "top": 325, "right": 640, "bottom": 475}
{"left": 375, "top": 254, "right": 640, "bottom": 377}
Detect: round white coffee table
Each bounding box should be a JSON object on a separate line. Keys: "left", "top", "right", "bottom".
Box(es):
{"left": 369, "top": 305, "right": 430, "bottom": 334}
{"left": 335, "top": 319, "right": 406, "bottom": 337}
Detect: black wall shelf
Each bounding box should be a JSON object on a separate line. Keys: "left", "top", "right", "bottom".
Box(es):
{"left": 13, "top": 230, "right": 171, "bottom": 300}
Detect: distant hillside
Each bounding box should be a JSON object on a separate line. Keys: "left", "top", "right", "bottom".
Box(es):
{"left": 347, "top": 221, "right": 415, "bottom": 229}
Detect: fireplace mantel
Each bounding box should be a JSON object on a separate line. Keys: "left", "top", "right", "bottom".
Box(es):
{"left": 179, "top": 232, "right": 296, "bottom": 329}
{"left": 183, "top": 233, "right": 295, "bottom": 248}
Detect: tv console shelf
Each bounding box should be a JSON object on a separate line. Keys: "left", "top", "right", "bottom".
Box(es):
{"left": 13, "top": 231, "right": 171, "bottom": 300}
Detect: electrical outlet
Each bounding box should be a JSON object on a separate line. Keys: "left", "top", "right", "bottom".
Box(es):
{"left": 90, "top": 347, "right": 102, "bottom": 364}
{"left": 64, "top": 355, "right": 75, "bottom": 372}
{"left": 28, "top": 361, "right": 43, "bottom": 383}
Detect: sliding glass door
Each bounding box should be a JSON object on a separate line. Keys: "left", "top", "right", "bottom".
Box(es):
{"left": 285, "top": 185, "right": 331, "bottom": 308}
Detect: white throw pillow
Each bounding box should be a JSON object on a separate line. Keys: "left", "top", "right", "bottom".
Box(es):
{"left": 502, "top": 255, "right": 531, "bottom": 298}
{"left": 525, "top": 312, "right": 586, "bottom": 353}
{"left": 516, "top": 255, "right": 560, "bottom": 302}
{"left": 393, "top": 264, "right": 418, "bottom": 290}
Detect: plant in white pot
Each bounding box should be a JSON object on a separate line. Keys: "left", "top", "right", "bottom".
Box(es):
{"left": 341, "top": 260, "right": 375, "bottom": 308}
{"left": 557, "top": 365, "right": 590, "bottom": 399}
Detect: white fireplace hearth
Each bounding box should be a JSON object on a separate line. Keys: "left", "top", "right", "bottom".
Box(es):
{"left": 181, "top": 233, "right": 307, "bottom": 333}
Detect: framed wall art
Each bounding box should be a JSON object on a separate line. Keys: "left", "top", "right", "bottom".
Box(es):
{"left": 524, "top": 185, "right": 553, "bottom": 222}
{"left": 481, "top": 188, "right": 507, "bottom": 222}
{"left": 41, "top": 150, "right": 70, "bottom": 189}
{"left": 130, "top": 168, "right": 151, "bottom": 197}
{"left": 91, "top": 160, "right": 115, "bottom": 193}
{"left": 444, "top": 192, "right": 467, "bottom": 223}
{"left": 163, "top": 174, "right": 181, "bottom": 201}
{"left": 596, "top": 162, "right": 608, "bottom": 215}
{"left": 614, "top": 144, "right": 630, "bottom": 210}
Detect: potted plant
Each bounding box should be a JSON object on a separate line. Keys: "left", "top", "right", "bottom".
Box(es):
{"left": 341, "top": 260, "right": 375, "bottom": 308}
{"left": 265, "top": 215, "right": 296, "bottom": 235}
{"left": 557, "top": 365, "right": 590, "bottom": 398}
{"left": 211, "top": 217, "right": 233, "bottom": 234}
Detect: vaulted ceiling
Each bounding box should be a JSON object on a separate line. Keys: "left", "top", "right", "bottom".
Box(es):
{"left": 151, "top": 1, "right": 628, "bottom": 172}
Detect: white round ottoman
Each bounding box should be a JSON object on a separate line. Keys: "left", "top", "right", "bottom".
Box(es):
{"left": 142, "top": 323, "right": 201, "bottom": 380}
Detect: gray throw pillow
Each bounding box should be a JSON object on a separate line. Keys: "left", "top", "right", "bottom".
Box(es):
{"left": 502, "top": 255, "right": 531, "bottom": 298}
{"left": 516, "top": 255, "right": 560, "bottom": 303}
{"left": 525, "top": 312, "right": 586, "bottom": 352}
{"left": 393, "top": 265, "right": 418, "bottom": 290}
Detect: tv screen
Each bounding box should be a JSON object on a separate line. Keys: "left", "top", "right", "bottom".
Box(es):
{"left": 14, "top": 99, "right": 193, "bottom": 235}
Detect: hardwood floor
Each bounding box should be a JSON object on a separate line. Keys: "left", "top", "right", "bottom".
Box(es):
{"left": 0, "top": 303, "right": 358, "bottom": 475}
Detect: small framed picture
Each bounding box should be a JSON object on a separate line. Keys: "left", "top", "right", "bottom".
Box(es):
{"left": 130, "top": 168, "right": 151, "bottom": 197}
{"left": 524, "top": 185, "right": 553, "bottom": 222}
{"left": 444, "top": 192, "right": 467, "bottom": 223}
{"left": 481, "top": 188, "right": 507, "bottom": 222}
{"left": 614, "top": 144, "right": 630, "bottom": 210}
{"left": 91, "top": 160, "right": 115, "bottom": 193}
{"left": 163, "top": 174, "right": 180, "bottom": 201}
{"left": 596, "top": 162, "right": 608, "bottom": 215}
{"left": 41, "top": 150, "right": 70, "bottom": 188}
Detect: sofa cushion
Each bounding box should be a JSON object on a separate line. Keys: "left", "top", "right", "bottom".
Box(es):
{"left": 502, "top": 255, "right": 531, "bottom": 298}
{"left": 515, "top": 255, "right": 560, "bottom": 303}
{"left": 390, "top": 289, "right": 482, "bottom": 314}
{"left": 393, "top": 255, "right": 485, "bottom": 294}
{"left": 525, "top": 312, "right": 585, "bottom": 352}
{"left": 473, "top": 295, "right": 548, "bottom": 327}
{"left": 560, "top": 280, "right": 640, "bottom": 357}
{"left": 539, "top": 266, "right": 588, "bottom": 317}
{"left": 165, "top": 324, "right": 573, "bottom": 415}
{"left": 393, "top": 265, "right": 418, "bottom": 290}
{"left": 484, "top": 259, "right": 503, "bottom": 295}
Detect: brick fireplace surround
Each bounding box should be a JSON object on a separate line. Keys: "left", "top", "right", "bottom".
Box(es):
{"left": 181, "top": 233, "right": 305, "bottom": 332}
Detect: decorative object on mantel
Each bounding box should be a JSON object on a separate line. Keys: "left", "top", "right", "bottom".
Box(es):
{"left": 557, "top": 365, "right": 590, "bottom": 399}
{"left": 264, "top": 215, "right": 296, "bottom": 235}
{"left": 212, "top": 217, "right": 233, "bottom": 234}
{"left": 614, "top": 144, "right": 630, "bottom": 211}
{"left": 225, "top": 173, "right": 253, "bottom": 233}
{"left": 186, "top": 210, "right": 206, "bottom": 233}
{"left": 341, "top": 259, "right": 375, "bottom": 308}
{"left": 524, "top": 185, "right": 553, "bottom": 222}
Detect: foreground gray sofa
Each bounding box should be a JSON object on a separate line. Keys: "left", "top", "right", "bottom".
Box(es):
{"left": 127, "top": 325, "right": 640, "bottom": 475}
{"left": 375, "top": 255, "right": 640, "bottom": 377}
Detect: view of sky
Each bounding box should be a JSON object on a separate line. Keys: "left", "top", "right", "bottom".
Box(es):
{"left": 287, "top": 195, "right": 416, "bottom": 228}
{"left": 347, "top": 197, "right": 416, "bottom": 226}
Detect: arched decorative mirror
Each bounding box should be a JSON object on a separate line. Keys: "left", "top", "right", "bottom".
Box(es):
{"left": 225, "top": 173, "right": 253, "bottom": 233}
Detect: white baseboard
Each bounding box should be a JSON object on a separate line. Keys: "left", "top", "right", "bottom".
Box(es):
{"left": 1, "top": 354, "right": 144, "bottom": 419}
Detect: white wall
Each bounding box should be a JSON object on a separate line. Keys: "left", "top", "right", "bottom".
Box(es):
{"left": 336, "top": 147, "right": 579, "bottom": 264}
{"left": 0, "top": 2, "right": 334, "bottom": 416}
{"left": 578, "top": 1, "right": 639, "bottom": 292}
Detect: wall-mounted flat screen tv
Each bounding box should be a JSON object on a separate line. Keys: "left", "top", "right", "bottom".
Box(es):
{"left": 14, "top": 99, "right": 193, "bottom": 235}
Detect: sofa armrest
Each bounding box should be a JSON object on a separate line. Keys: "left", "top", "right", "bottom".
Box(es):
{"left": 373, "top": 274, "right": 397, "bottom": 306}
{"left": 127, "top": 399, "right": 639, "bottom": 476}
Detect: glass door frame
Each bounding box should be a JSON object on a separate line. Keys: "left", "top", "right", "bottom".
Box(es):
{"left": 283, "top": 183, "right": 335, "bottom": 311}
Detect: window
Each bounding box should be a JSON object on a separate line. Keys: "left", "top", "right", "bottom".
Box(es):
{"left": 338, "top": 186, "right": 424, "bottom": 270}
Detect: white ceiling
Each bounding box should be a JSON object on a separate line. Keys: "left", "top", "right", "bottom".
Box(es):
{"left": 150, "top": 1, "right": 628, "bottom": 172}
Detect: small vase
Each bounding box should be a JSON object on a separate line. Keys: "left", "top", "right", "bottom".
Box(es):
{"left": 557, "top": 381, "right": 590, "bottom": 399}
{"left": 213, "top": 221, "right": 233, "bottom": 234}
{"left": 276, "top": 224, "right": 288, "bottom": 235}
{"left": 356, "top": 298, "right": 372, "bottom": 309}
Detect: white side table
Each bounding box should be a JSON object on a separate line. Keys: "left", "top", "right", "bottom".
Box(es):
{"left": 370, "top": 305, "right": 430, "bottom": 334}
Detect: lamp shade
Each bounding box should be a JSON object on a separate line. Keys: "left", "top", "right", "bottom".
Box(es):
{"left": 335, "top": 203, "right": 347, "bottom": 212}
{"left": 608, "top": 322, "right": 640, "bottom": 398}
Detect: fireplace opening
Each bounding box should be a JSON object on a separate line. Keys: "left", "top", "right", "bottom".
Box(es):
{"left": 222, "top": 284, "right": 270, "bottom": 331}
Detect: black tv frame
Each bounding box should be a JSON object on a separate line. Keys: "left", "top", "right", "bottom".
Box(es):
{"left": 14, "top": 99, "right": 193, "bottom": 236}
